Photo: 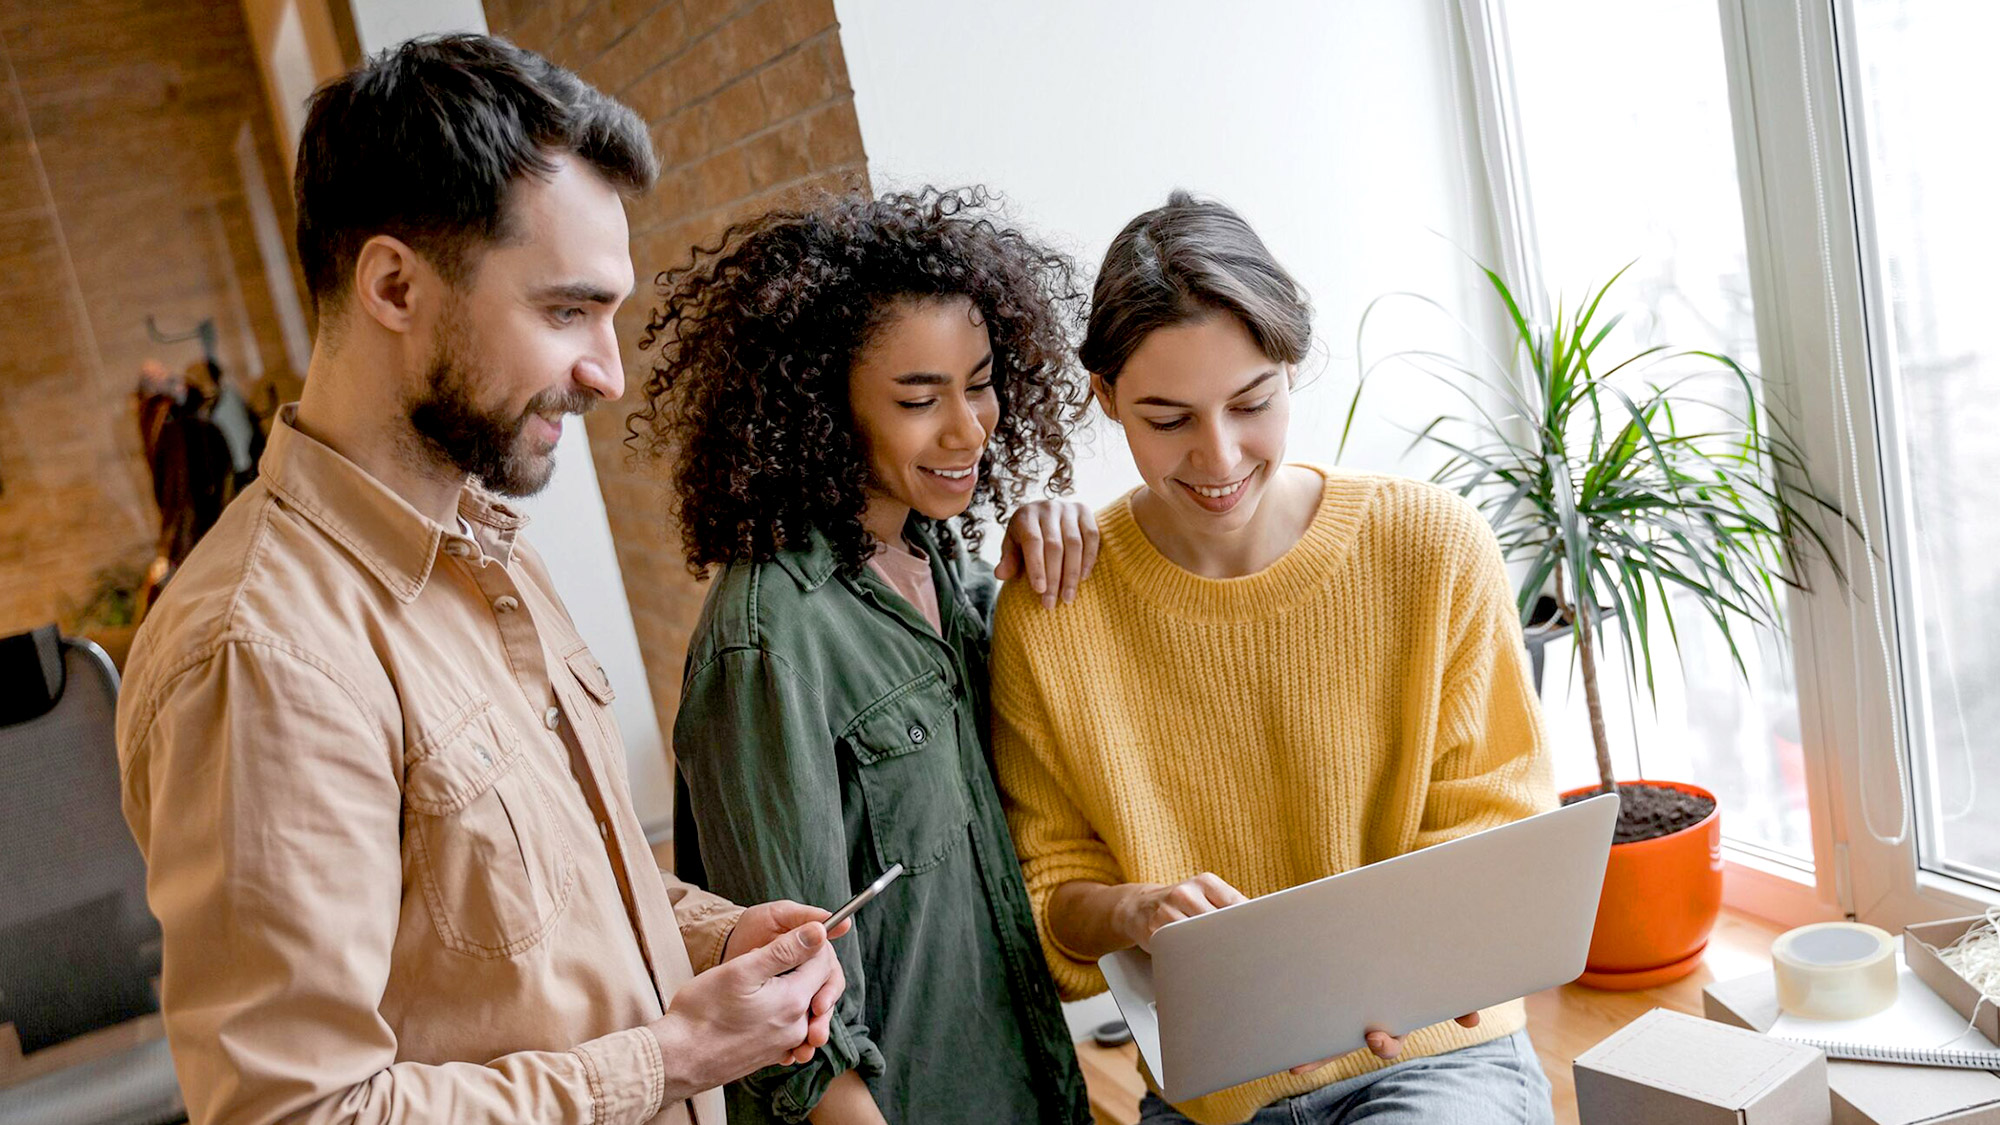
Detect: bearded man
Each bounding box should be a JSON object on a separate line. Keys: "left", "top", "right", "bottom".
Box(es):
{"left": 115, "top": 35, "right": 845, "bottom": 1125}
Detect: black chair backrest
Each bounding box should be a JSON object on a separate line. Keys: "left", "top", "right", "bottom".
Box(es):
{"left": 0, "top": 630, "right": 161, "bottom": 1053}
{"left": 0, "top": 625, "right": 64, "bottom": 727}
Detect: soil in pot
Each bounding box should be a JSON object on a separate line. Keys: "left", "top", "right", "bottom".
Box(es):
{"left": 1563, "top": 781, "right": 1716, "bottom": 845}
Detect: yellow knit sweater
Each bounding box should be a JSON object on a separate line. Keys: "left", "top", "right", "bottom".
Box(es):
{"left": 990, "top": 466, "right": 1556, "bottom": 1125}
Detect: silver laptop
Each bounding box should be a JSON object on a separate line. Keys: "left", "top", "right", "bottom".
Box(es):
{"left": 1100, "top": 793, "right": 1619, "bottom": 1103}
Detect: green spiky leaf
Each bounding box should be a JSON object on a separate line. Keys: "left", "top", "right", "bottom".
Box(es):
{"left": 1348, "top": 266, "right": 1853, "bottom": 793}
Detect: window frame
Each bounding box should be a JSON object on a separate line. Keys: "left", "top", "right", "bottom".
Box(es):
{"left": 1721, "top": 0, "right": 2000, "bottom": 925}
{"left": 1457, "top": 0, "right": 2000, "bottom": 928}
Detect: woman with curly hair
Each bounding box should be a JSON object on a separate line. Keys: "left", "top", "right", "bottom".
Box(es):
{"left": 633, "top": 187, "right": 1094, "bottom": 1125}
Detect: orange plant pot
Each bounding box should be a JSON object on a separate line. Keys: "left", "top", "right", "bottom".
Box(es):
{"left": 1563, "top": 779, "right": 1723, "bottom": 991}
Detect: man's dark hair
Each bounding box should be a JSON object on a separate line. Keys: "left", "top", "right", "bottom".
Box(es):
{"left": 294, "top": 34, "right": 656, "bottom": 315}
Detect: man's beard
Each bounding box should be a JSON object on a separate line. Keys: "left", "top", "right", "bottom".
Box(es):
{"left": 407, "top": 308, "right": 595, "bottom": 497}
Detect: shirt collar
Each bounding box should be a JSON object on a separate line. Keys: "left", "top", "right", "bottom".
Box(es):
{"left": 260, "top": 405, "right": 528, "bottom": 603}
{"left": 771, "top": 516, "right": 946, "bottom": 592}
{"left": 771, "top": 526, "right": 843, "bottom": 591}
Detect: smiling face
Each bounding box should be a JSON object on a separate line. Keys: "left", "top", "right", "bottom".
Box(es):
{"left": 403, "top": 153, "right": 635, "bottom": 496}
{"left": 1098, "top": 310, "right": 1292, "bottom": 537}
{"left": 847, "top": 296, "right": 999, "bottom": 541}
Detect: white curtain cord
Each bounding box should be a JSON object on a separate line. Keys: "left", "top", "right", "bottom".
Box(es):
{"left": 1914, "top": 520, "right": 1978, "bottom": 819}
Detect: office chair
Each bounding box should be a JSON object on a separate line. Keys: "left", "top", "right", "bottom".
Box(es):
{"left": 0, "top": 625, "right": 184, "bottom": 1124}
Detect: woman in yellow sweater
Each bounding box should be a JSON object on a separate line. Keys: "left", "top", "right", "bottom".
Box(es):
{"left": 990, "top": 192, "right": 1558, "bottom": 1125}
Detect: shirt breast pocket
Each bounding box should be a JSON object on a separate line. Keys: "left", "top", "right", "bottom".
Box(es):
{"left": 560, "top": 641, "right": 620, "bottom": 751}
{"left": 843, "top": 671, "right": 973, "bottom": 874}
{"left": 405, "top": 698, "right": 576, "bottom": 958}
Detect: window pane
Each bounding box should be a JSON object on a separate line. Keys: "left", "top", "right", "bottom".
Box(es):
{"left": 1504, "top": 0, "right": 1813, "bottom": 860}
{"left": 1848, "top": 0, "right": 2000, "bottom": 889}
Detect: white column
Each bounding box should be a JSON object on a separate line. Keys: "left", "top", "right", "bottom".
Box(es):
{"left": 345, "top": 0, "right": 488, "bottom": 54}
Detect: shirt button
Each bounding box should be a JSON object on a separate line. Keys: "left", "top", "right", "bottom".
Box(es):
{"left": 544, "top": 706, "right": 561, "bottom": 731}
{"left": 443, "top": 539, "right": 473, "bottom": 558}
{"left": 492, "top": 595, "right": 520, "bottom": 613}
{"left": 908, "top": 724, "right": 926, "bottom": 744}
{"left": 598, "top": 821, "right": 610, "bottom": 839}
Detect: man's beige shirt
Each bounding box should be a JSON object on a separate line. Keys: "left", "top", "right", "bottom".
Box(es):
{"left": 116, "top": 409, "right": 742, "bottom": 1125}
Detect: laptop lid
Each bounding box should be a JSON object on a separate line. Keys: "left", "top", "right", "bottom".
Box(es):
{"left": 1102, "top": 793, "right": 1618, "bottom": 1103}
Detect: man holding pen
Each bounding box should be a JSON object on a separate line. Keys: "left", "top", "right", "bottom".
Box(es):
{"left": 116, "top": 34, "right": 841, "bottom": 1125}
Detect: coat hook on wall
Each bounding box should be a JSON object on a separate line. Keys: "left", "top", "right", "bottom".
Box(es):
{"left": 143, "top": 315, "right": 219, "bottom": 369}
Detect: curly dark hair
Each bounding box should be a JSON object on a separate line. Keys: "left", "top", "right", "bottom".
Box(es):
{"left": 629, "top": 186, "right": 1086, "bottom": 578}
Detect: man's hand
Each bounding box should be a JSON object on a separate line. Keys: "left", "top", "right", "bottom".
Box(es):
{"left": 1116, "top": 873, "right": 1248, "bottom": 953}
{"left": 723, "top": 900, "right": 853, "bottom": 964}
{"left": 1287, "top": 1012, "right": 1483, "bottom": 1074}
{"left": 995, "top": 499, "right": 1100, "bottom": 608}
{"left": 652, "top": 921, "right": 844, "bottom": 1096}
{"left": 722, "top": 901, "right": 851, "bottom": 1065}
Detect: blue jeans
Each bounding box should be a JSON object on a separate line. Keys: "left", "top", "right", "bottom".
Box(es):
{"left": 1137, "top": 1031, "right": 1554, "bottom": 1125}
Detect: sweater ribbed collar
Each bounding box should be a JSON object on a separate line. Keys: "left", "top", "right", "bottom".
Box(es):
{"left": 1098, "top": 464, "right": 1381, "bottom": 621}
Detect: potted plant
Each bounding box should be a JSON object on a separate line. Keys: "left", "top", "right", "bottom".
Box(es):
{"left": 61, "top": 563, "right": 146, "bottom": 671}
{"left": 1347, "top": 264, "right": 1844, "bottom": 989}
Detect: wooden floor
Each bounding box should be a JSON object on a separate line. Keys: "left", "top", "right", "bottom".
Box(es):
{"left": 1075, "top": 908, "right": 1785, "bottom": 1125}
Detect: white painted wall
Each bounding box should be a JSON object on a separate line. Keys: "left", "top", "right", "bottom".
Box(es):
{"left": 518, "top": 426, "right": 678, "bottom": 837}
{"left": 345, "top": 0, "right": 675, "bottom": 835}
{"left": 836, "top": 0, "right": 1502, "bottom": 526}
{"left": 836, "top": 0, "right": 1503, "bottom": 1036}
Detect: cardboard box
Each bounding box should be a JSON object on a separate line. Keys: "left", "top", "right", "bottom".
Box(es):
{"left": 1705, "top": 971, "right": 2000, "bottom": 1125}
{"left": 1574, "top": 1007, "right": 1830, "bottom": 1124}
{"left": 1705, "top": 970, "right": 1784, "bottom": 1033}
{"left": 1906, "top": 917, "right": 2000, "bottom": 1049}
{"left": 1829, "top": 1061, "right": 2000, "bottom": 1125}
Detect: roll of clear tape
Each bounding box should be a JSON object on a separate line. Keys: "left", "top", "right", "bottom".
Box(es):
{"left": 1773, "top": 921, "right": 1898, "bottom": 1020}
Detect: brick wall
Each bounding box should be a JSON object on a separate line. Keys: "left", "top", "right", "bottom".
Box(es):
{"left": 483, "top": 0, "right": 869, "bottom": 765}
{"left": 0, "top": 0, "right": 304, "bottom": 637}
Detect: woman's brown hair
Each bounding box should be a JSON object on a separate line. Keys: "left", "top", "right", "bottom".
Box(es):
{"left": 1079, "top": 191, "right": 1311, "bottom": 383}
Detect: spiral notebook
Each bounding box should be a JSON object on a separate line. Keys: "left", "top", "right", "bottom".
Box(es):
{"left": 1769, "top": 955, "right": 2000, "bottom": 1070}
